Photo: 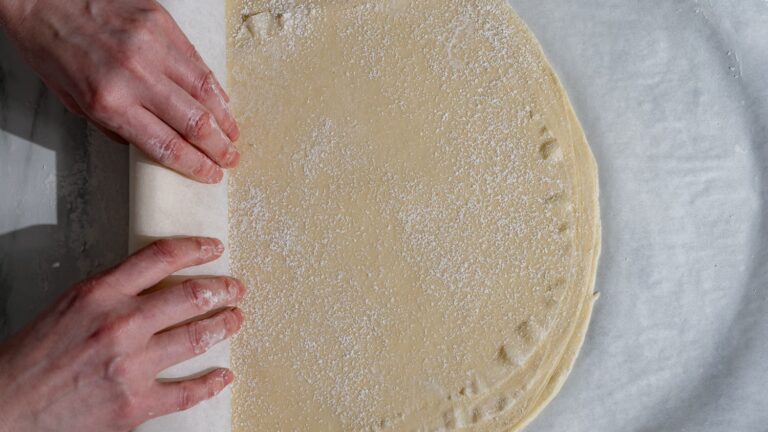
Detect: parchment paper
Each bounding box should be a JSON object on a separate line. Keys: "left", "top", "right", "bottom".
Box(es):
{"left": 131, "top": 1, "right": 768, "bottom": 431}
{"left": 513, "top": 1, "right": 768, "bottom": 431}
{"left": 130, "top": 1, "right": 230, "bottom": 431}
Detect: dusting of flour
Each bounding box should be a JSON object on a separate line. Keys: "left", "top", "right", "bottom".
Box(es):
{"left": 227, "top": 1, "right": 594, "bottom": 430}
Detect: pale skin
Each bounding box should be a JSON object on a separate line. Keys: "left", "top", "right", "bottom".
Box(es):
{"left": 0, "top": 238, "right": 246, "bottom": 432}
{"left": 0, "top": 0, "right": 247, "bottom": 430}
{"left": 0, "top": 0, "right": 240, "bottom": 183}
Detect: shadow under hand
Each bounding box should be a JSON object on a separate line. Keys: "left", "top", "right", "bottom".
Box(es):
{"left": 0, "top": 31, "right": 129, "bottom": 342}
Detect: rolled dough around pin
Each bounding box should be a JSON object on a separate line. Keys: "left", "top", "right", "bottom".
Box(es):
{"left": 227, "top": 0, "right": 600, "bottom": 430}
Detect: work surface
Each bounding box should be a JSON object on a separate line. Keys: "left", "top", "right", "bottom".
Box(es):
{"left": 1, "top": 1, "right": 767, "bottom": 430}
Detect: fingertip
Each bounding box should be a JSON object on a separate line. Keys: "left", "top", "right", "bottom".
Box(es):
{"left": 236, "top": 279, "right": 247, "bottom": 299}
{"left": 218, "top": 145, "right": 240, "bottom": 169}
{"left": 205, "top": 166, "right": 224, "bottom": 184}
{"left": 205, "top": 237, "right": 225, "bottom": 256}
{"left": 189, "top": 239, "right": 222, "bottom": 266}
{"left": 227, "top": 148, "right": 241, "bottom": 168}
{"left": 214, "top": 79, "right": 230, "bottom": 104}
{"left": 227, "top": 278, "right": 246, "bottom": 301}
{"left": 221, "top": 368, "right": 234, "bottom": 385}
{"left": 190, "top": 152, "right": 225, "bottom": 184}
{"left": 209, "top": 369, "right": 234, "bottom": 393}
{"left": 230, "top": 307, "right": 245, "bottom": 330}
{"left": 228, "top": 123, "right": 240, "bottom": 142}
{"left": 216, "top": 239, "right": 226, "bottom": 254}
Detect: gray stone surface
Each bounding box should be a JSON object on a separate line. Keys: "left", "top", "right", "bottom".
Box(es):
{"left": 0, "top": 31, "right": 128, "bottom": 341}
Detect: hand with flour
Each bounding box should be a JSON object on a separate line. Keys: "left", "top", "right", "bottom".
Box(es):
{"left": 0, "top": 0, "right": 240, "bottom": 183}
{"left": 0, "top": 238, "right": 245, "bottom": 432}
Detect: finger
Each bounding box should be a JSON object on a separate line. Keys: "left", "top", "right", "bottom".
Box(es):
{"left": 152, "top": 368, "right": 234, "bottom": 416}
{"left": 166, "top": 57, "right": 239, "bottom": 141}
{"left": 117, "top": 106, "right": 223, "bottom": 183}
{"left": 143, "top": 79, "right": 239, "bottom": 168}
{"left": 214, "top": 75, "right": 230, "bottom": 103}
{"left": 101, "top": 237, "right": 224, "bottom": 295}
{"left": 163, "top": 27, "right": 231, "bottom": 104}
{"left": 145, "top": 308, "right": 243, "bottom": 372}
{"left": 140, "top": 277, "right": 245, "bottom": 332}
{"left": 190, "top": 50, "right": 230, "bottom": 104}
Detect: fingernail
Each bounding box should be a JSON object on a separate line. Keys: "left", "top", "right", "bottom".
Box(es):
{"left": 226, "top": 278, "right": 241, "bottom": 301}
{"left": 214, "top": 86, "right": 236, "bottom": 138}
{"left": 206, "top": 167, "right": 224, "bottom": 184}
{"left": 198, "top": 238, "right": 224, "bottom": 260}
{"left": 229, "top": 122, "right": 241, "bottom": 142}
{"left": 221, "top": 369, "right": 234, "bottom": 385}
{"left": 213, "top": 239, "right": 225, "bottom": 255}
{"left": 216, "top": 99, "right": 239, "bottom": 142}
{"left": 215, "top": 79, "right": 230, "bottom": 103}
{"left": 224, "top": 147, "right": 241, "bottom": 167}
{"left": 197, "top": 327, "right": 227, "bottom": 354}
{"left": 231, "top": 308, "right": 244, "bottom": 330}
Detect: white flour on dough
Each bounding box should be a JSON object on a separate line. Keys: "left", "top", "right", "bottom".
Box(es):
{"left": 227, "top": 1, "right": 600, "bottom": 430}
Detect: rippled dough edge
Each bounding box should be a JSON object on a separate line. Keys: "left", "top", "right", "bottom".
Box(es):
{"left": 227, "top": 0, "right": 601, "bottom": 430}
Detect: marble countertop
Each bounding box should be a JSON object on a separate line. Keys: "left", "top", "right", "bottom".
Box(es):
{"left": 0, "top": 32, "right": 128, "bottom": 340}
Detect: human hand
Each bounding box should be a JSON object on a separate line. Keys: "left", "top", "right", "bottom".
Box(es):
{"left": 0, "top": 238, "right": 245, "bottom": 432}
{"left": 0, "top": 0, "right": 239, "bottom": 183}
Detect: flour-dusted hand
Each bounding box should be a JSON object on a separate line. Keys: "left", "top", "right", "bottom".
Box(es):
{"left": 0, "top": 238, "right": 245, "bottom": 432}
{"left": 0, "top": 0, "right": 240, "bottom": 183}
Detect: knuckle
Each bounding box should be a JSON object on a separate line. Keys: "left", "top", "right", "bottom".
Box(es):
{"left": 183, "top": 41, "right": 201, "bottom": 60}
{"left": 182, "top": 279, "right": 209, "bottom": 310}
{"left": 153, "top": 135, "right": 184, "bottom": 165}
{"left": 193, "top": 72, "right": 215, "bottom": 100}
{"left": 60, "top": 278, "right": 103, "bottom": 314}
{"left": 187, "top": 111, "right": 212, "bottom": 140}
{"left": 126, "top": 15, "right": 155, "bottom": 41}
{"left": 93, "top": 314, "right": 136, "bottom": 346}
{"left": 150, "top": 239, "right": 181, "bottom": 266}
{"left": 114, "top": 388, "right": 141, "bottom": 424}
{"left": 192, "top": 237, "right": 208, "bottom": 254}
{"left": 177, "top": 384, "right": 196, "bottom": 411}
{"left": 206, "top": 375, "right": 220, "bottom": 399}
{"left": 86, "top": 82, "right": 119, "bottom": 118}
{"left": 116, "top": 48, "right": 143, "bottom": 73}
{"left": 187, "top": 321, "right": 206, "bottom": 354}
{"left": 104, "top": 355, "right": 133, "bottom": 382}
{"left": 144, "top": 6, "right": 168, "bottom": 23}
{"left": 74, "top": 278, "right": 101, "bottom": 302}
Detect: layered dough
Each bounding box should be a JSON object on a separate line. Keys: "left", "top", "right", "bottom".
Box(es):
{"left": 227, "top": 0, "right": 600, "bottom": 430}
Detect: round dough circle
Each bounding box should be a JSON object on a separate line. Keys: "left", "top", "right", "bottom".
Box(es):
{"left": 228, "top": 1, "right": 600, "bottom": 431}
